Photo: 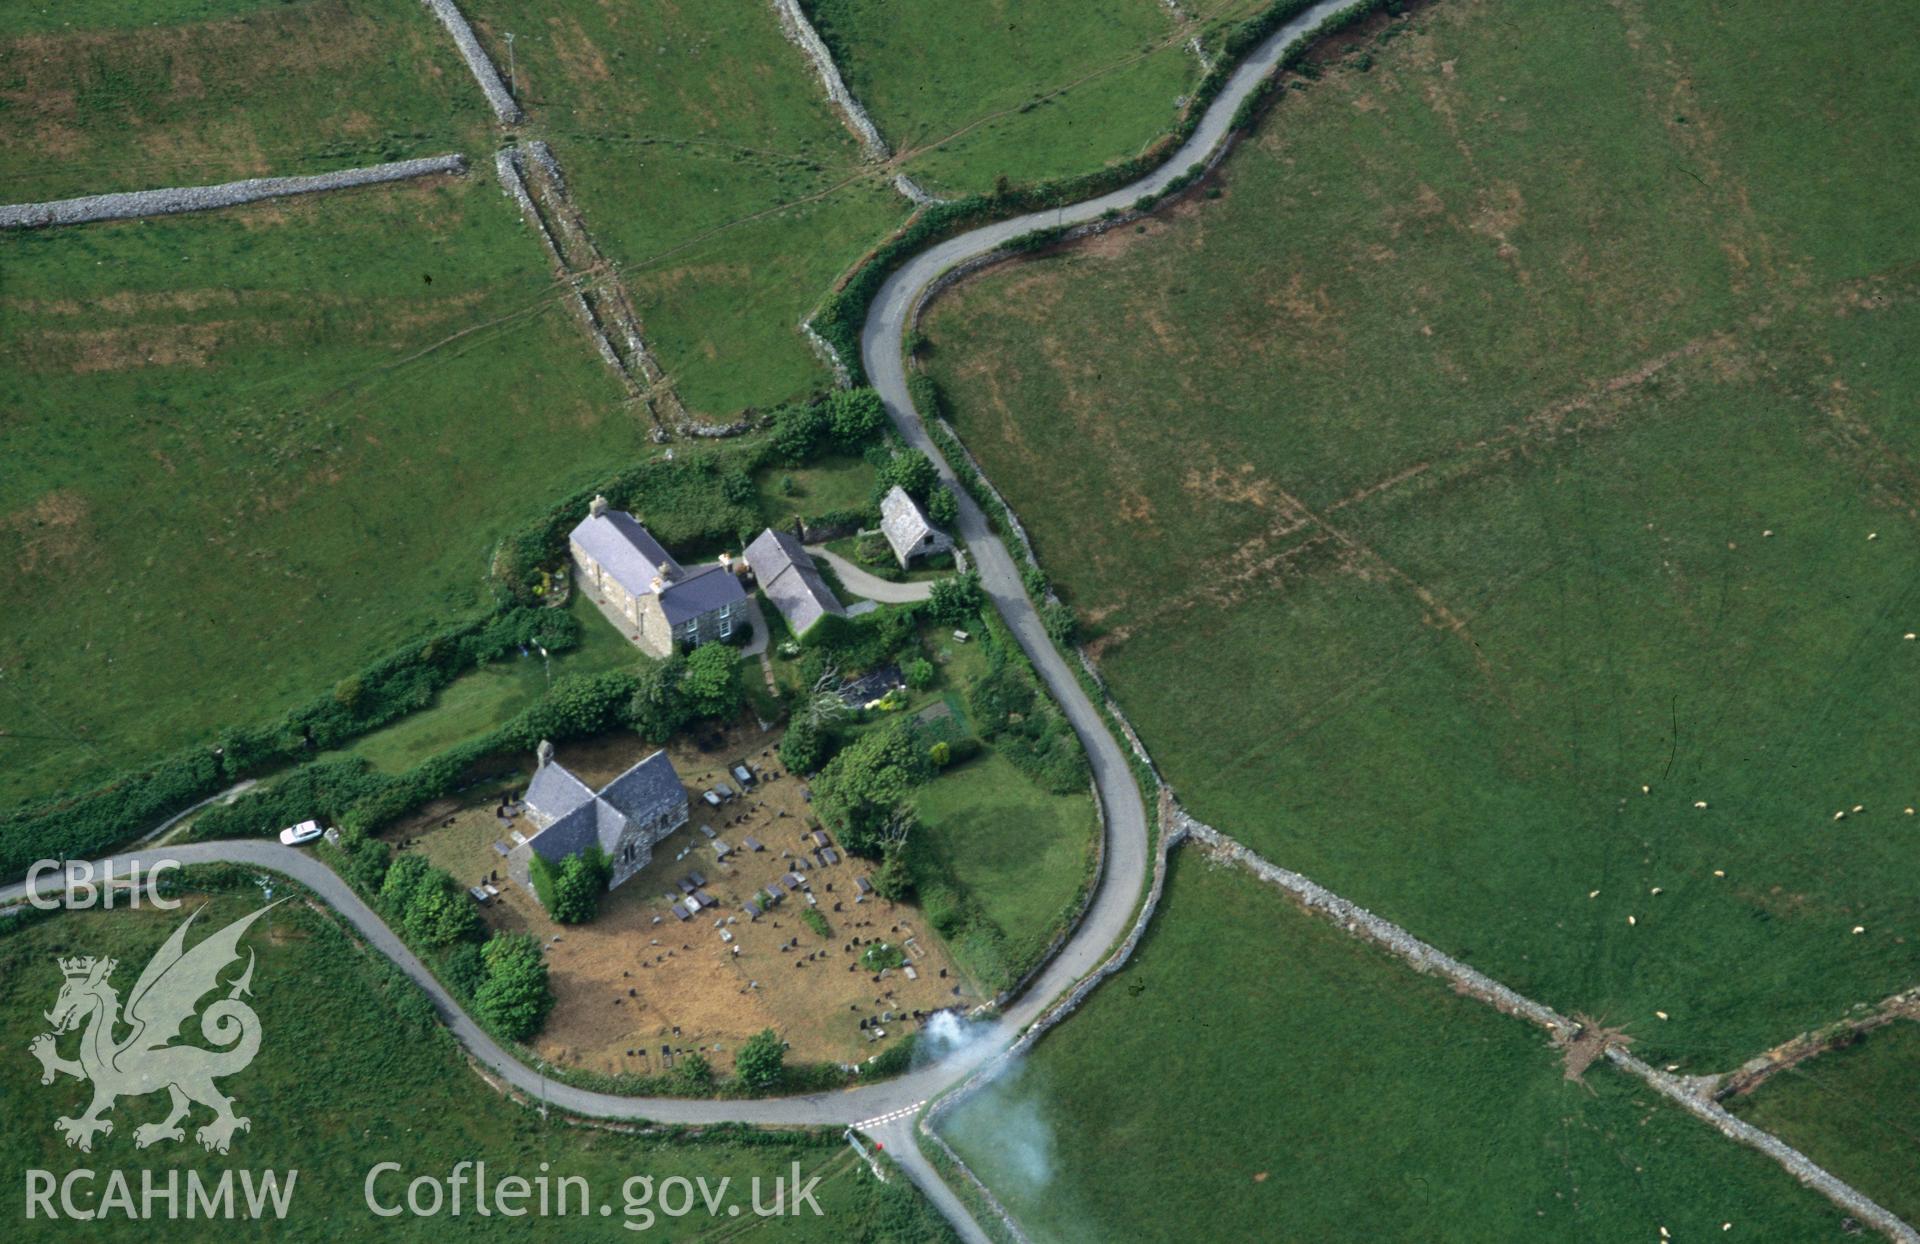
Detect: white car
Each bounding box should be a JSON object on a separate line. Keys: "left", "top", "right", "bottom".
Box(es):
{"left": 278, "top": 819, "right": 324, "bottom": 846}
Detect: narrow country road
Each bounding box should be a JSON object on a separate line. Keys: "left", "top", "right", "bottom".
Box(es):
{"left": 3, "top": 5, "right": 1366, "bottom": 1239}
{"left": 808, "top": 544, "right": 935, "bottom": 604}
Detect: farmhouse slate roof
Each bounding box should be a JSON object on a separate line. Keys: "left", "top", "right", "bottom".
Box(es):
{"left": 570, "top": 508, "right": 681, "bottom": 596}
{"left": 743, "top": 528, "right": 845, "bottom": 635}
{"left": 656, "top": 561, "right": 747, "bottom": 625}
{"left": 879, "top": 485, "right": 945, "bottom": 565}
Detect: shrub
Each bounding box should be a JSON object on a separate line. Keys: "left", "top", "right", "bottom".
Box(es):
{"left": 380, "top": 853, "right": 434, "bottom": 913}
{"left": 404, "top": 871, "right": 480, "bottom": 948}
{"left": 905, "top": 658, "right": 935, "bottom": 690}
{"left": 926, "top": 574, "right": 983, "bottom": 625}
{"left": 677, "top": 1052, "right": 714, "bottom": 1091}
{"left": 873, "top": 849, "right": 914, "bottom": 902}
{"left": 681, "top": 643, "right": 744, "bottom": 722}
{"left": 928, "top": 740, "right": 951, "bottom": 769}
{"left": 927, "top": 486, "right": 959, "bottom": 527}
{"left": 778, "top": 715, "right": 834, "bottom": 775}
{"left": 548, "top": 847, "right": 612, "bottom": 925}
{"left": 475, "top": 932, "right": 553, "bottom": 1042}
{"left": 772, "top": 401, "right": 830, "bottom": 462}
{"left": 874, "top": 449, "right": 938, "bottom": 505}
{"left": 802, "top": 908, "right": 832, "bottom": 939}
{"left": 827, "top": 388, "right": 887, "bottom": 447}
{"left": 734, "top": 1028, "right": 786, "bottom": 1091}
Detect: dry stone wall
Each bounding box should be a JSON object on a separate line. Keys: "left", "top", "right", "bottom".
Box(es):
{"left": 0, "top": 155, "right": 466, "bottom": 230}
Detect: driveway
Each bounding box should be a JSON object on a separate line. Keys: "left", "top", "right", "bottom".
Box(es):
{"left": 808, "top": 544, "right": 935, "bottom": 604}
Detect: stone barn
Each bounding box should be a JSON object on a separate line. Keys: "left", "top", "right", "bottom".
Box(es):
{"left": 879, "top": 485, "right": 953, "bottom": 569}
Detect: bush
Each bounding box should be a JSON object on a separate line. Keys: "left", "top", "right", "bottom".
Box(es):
{"left": 475, "top": 932, "right": 553, "bottom": 1042}
{"left": 771, "top": 400, "right": 829, "bottom": 462}
{"left": 926, "top": 574, "right": 983, "bottom": 626}
{"left": 734, "top": 1028, "right": 786, "bottom": 1091}
{"left": 827, "top": 388, "right": 887, "bottom": 447}
{"left": 778, "top": 715, "right": 834, "bottom": 775}
{"left": 681, "top": 643, "right": 744, "bottom": 722}
{"left": 873, "top": 849, "right": 914, "bottom": 902}
{"left": 874, "top": 449, "right": 938, "bottom": 505}
{"left": 548, "top": 847, "right": 612, "bottom": 924}
{"left": 404, "top": 870, "right": 481, "bottom": 949}
{"left": 381, "top": 853, "right": 434, "bottom": 912}
{"left": 802, "top": 908, "right": 832, "bottom": 939}
{"left": 927, "top": 486, "right": 959, "bottom": 527}
{"left": 677, "top": 1052, "right": 714, "bottom": 1091}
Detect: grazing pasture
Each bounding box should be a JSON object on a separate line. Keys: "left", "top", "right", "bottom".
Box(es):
{"left": 0, "top": 0, "right": 495, "bottom": 201}
{"left": 459, "top": 0, "right": 908, "bottom": 416}
{"left": 1730, "top": 1019, "right": 1920, "bottom": 1227}
{"left": 804, "top": 0, "right": 1260, "bottom": 197}
{"left": 0, "top": 173, "right": 639, "bottom": 809}
{"left": 938, "top": 857, "right": 1847, "bottom": 1243}
{"left": 921, "top": 0, "right": 1920, "bottom": 1066}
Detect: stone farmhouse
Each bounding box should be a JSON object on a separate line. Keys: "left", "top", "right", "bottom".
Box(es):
{"left": 742, "top": 527, "right": 845, "bottom": 636}
{"left": 879, "top": 485, "right": 953, "bottom": 569}
{"left": 570, "top": 495, "right": 748, "bottom": 658}
{"left": 507, "top": 740, "right": 689, "bottom": 904}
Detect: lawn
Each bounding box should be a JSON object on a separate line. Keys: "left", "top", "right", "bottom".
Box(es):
{"left": 457, "top": 0, "right": 909, "bottom": 417}
{"left": 1729, "top": 1019, "right": 1920, "bottom": 1227}
{"left": 0, "top": 880, "right": 958, "bottom": 1241}
{"left": 909, "top": 747, "right": 1094, "bottom": 994}
{"left": 0, "top": 172, "right": 642, "bottom": 811}
{"left": 920, "top": 0, "right": 1920, "bottom": 1066}
{"left": 803, "top": 0, "right": 1252, "bottom": 198}
{"left": 938, "top": 856, "right": 1851, "bottom": 1243}
{"left": 0, "top": 0, "right": 496, "bottom": 201}
{"left": 755, "top": 452, "right": 879, "bottom": 531}
{"left": 326, "top": 596, "right": 639, "bottom": 775}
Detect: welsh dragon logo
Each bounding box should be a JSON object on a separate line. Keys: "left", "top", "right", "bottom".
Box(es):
{"left": 29, "top": 901, "right": 279, "bottom": 1154}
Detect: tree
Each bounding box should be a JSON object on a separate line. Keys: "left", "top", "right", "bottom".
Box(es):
{"left": 735, "top": 1028, "right": 785, "bottom": 1091}
{"left": 779, "top": 715, "right": 834, "bottom": 774}
{"left": 827, "top": 387, "right": 887, "bottom": 447}
{"left": 813, "top": 719, "right": 929, "bottom": 855}
{"left": 380, "top": 852, "right": 432, "bottom": 913}
{"left": 927, "top": 485, "right": 959, "bottom": 527}
{"left": 525, "top": 671, "right": 633, "bottom": 741}
{"left": 905, "top": 658, "right": 935, "bottom": 690}
{"left": 475, "top": 932, "right": 553, "bottom": 1041}
{"left": 681, "top": 643, "right": 743, "bottom": 721}
{"left": 873, "top": 849, "right": 914, "bottom": 902}
{"left": 875, "top": 450, "right": 938, "bottom": 504}
{"left": 548, "top": 847, "right": 612, "bottom": 924}
{"left": 772, "top": 400, "right": 829, "bottom": 462}
{"left": 405, "top": 877, "right": 479, "bottom": 949}
{"left": 629, "top": 653, "right": 690, "bottom": 741}
{"left": 927, "top": 573, "right": 983, "bottom": 625}
{"left": 677, "top": 1052, "right": 714, "bottom": 1091}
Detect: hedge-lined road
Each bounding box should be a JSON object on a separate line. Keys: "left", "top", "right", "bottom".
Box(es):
{"left": 3, "top": 4, "right": 1365, "bottom": 1239}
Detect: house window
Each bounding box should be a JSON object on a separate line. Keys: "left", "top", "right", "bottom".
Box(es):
{"left": 718, "top": 611, "right": 734, "bottom": 639}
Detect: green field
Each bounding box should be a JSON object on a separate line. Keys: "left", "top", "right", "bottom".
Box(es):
{"left": 922, "top": 0, "right": 1920, "bottom": 1065}
{"left": 0, "top": 173, "right": 641, "bottom": 810}
{"left": 939, "top": 856, "right": 1849, "bottom": 1242}
{"left": 458, "top": 0, "right": 907, "bottom": 417}
{"left": 0, "top": 882, "right": 957, "bottom": 1241}
{"left": 755, "top": 452, "right": 879, "bottom": 531}
{"left": 909, "top": 747, "right": 1094, "bottom": 993}
{"left": 0, "top": 0, "right": 495, "bottom": 201}
{"left": 1730, "top": 1019, "right": 1920, "bottom": 1227}
{"left": 324, "top": 596, "right": 637, "bottom": 775}
{"left": 804, "top": 0, "right": 1256, "bottom": 197}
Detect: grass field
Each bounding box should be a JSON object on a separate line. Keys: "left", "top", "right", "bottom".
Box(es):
{"left": 1729, "top": 1019, "right": 1920, "bottom": 1226}
{"left": 939, "top": 856, "right": 1850, "bottom": 1242}
{"left": 0, "top": 882, "right": 957, "bottom": 1241}
{"left": 909, "top": 747, "right": 1094, "bottom": 993}
{"left": 0, "top": 0, "right": 496, "bottom": 201}
{"left": 921, "top": 0, "right": 1920, "bottom": 1066}
{"left": 755, "top": 452, "right": 879, "bottom": 531}
{"left": 324, "top": 596, "right": 637, "bottom": 775}
{"left": 804, "top": 0, "right": 1262, "bottom": 197}
{"left": 0, "top": 172, "right": 641, "bottom": 810}
{"left": 458, "top": 0, "right": 908, "bottom": 417}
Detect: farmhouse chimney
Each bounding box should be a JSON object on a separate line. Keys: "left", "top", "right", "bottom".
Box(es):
{"left": 589, "top": 494, "right": 608, "bottom": 518}
{"left": 536, "top": 739, "right": 555, "bottom": 769}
